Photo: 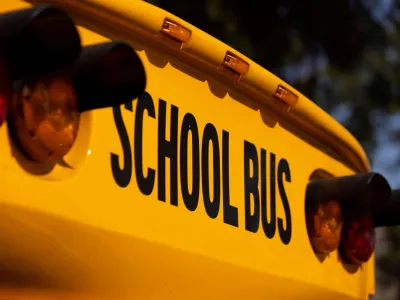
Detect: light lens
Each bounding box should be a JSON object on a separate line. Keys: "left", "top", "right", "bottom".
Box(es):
{"left": 10, "top": 76, "right": 79, "bottom": 163}
{"left": 222, "top": 51, "right": 250, "bottom": 75}
{"left": 341, "top": 215, "right": 375, "bottom": 264}
{"left": 306, "top": 200, "right": 343, "bottom": 254}
{"left": 161, "top": 18, "right": 191, "bottom": 43}
{"left": 0, "top": 93, "right": 7, "bottom": 125}
{"left": 0, "top": 57, "right": 10, "bottom": 125}
{"left": 274, "top": 85, "right": 299, "bottom": 107}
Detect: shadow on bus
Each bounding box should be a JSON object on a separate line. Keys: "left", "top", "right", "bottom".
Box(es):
{"left": 337, "top": 251, "right": 360, "bottom": 274}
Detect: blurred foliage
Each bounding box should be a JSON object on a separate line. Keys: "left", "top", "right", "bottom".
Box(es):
{"left": 144, "top": 0, "right": 400, "bottom": 298}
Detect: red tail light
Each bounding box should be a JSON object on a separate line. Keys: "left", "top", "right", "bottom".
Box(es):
{"left": 0, "top": 95, "right": 7, "bottom": 124}
{"left": 341, "top": 215, "right": 375, "bottom": 264}
{"left": 0, "top": 86, "right": 9, "bottom": 125}
{"left": 0, "top": 57, "right": 10, "bottom": 125}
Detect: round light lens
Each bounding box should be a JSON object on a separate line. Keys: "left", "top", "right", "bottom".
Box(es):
{"left": 306, "top": 200, "right": 343, "bottom": 254}
{"left": 0, "top": 57, "right": 11, "bottom": 125}
{"left": 10, "top": 76, "right": 79, "bottom": 163}
{"left": 0, "top": 93, "right": 7, "bottom": 125}
{"left": 341, "top": 215, "right": 375, "bottom": 264}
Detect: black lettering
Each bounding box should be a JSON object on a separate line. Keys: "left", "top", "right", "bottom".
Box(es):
{"left": 201, "top": 123, "right": 221, "bottom": 219}
{"left": 112, "top": 93, "right": 290, "bottom": 243}
{"left": 222, "top": 131, "right": 238, "bottom": 227}
{"left": 244, "top": 140, "right": 260, "bottom": 233}
{"left": 111, "top": 102, "right": 133, "bottom": 188}
{"left": 278, "top": 158, "right": 292, "bottom": 245}
{"left": 180, "top": 113, "right": 200, "bottom": 211}
{"left": 134, "top": 92, "right": 156, "bottom": 195}
{"left": 261, "top": 149, "right": 276, "bottom": 238}
{"left": 157, "top": 99, "right": 179, "bottom": 205}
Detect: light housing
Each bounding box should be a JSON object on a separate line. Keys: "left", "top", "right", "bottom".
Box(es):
{"left": 69, "top": 41, "right": 146, "bottom": 112}
{"left": 306, "top": 172, "right": 391, "bottom": 264}
{"left": 9, "top": 41, "right": 146, "bottom": 163}
{"left": 0, "top": 5, "right": 81, "bottom": 127}
{"left": 0, "top": 5, "right": 81, "bottom": 80}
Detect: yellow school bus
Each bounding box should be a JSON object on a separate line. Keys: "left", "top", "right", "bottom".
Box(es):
{"left": 0, "top": 0, "right": 398, "bottom": 299}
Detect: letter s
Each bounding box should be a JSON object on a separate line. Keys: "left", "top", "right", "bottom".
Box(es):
{"left": 277, "top": 158, "right": 292, "bottom": 245}
{"left": 111, "top": 102, "right": 133, "bottom": 188}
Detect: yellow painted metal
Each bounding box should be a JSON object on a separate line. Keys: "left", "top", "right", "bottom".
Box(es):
{"left": 0, "top": 1, "right": 374, "bottom": 299}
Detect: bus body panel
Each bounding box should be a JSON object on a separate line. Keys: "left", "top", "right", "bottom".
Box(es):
{"left": 0, "top": 1, "right": 374, "bottom": 299}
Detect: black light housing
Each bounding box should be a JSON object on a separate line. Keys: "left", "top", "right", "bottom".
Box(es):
{"left": 69, "top": 41, "right": 147, "bottom": 112}
{"left": 306, "top": 172, "right": 391, "bottom": 211}
{"left": 306, "top": 172, "right": 392, "bottom": 265}
{"left": 7, "top": 40, "right": 147, "bottom": 163}
{"left": 3, "top": 6, "right": 147, "bottom": 165}
{"left": 0, "top": 4, "right": 81, "bottom": 80}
